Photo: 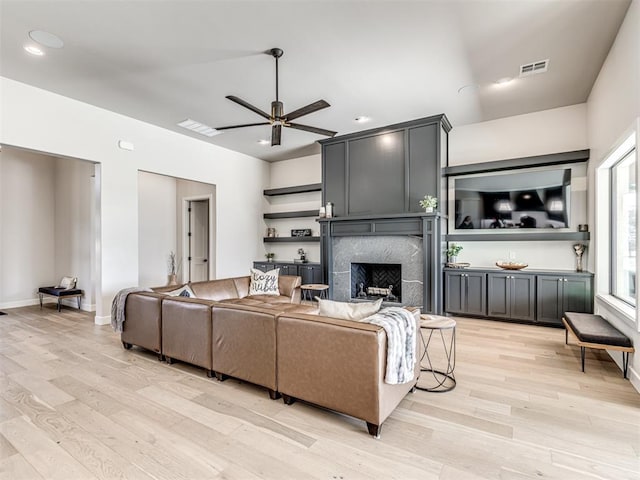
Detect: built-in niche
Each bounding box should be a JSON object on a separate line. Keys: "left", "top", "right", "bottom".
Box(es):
{"left": 444, "top": 150, "right": 590, "bottom": 241}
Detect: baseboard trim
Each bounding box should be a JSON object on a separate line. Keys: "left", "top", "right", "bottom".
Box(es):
{"left": 94, "top": 315, "right": 110, "bottom": 326}
{"left": 0, "top": 298, "right": 95, "bottom": 313}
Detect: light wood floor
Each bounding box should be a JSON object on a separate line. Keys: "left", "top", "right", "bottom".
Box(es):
{"left": 0, "top": 306, "right": 638, "bottom": 480}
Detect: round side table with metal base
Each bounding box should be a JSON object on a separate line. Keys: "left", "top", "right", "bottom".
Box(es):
{"left": 416, "top": 314, "right": 456, "bottom": 392}
{"left": 300, "top": 284, "right": 329, "bottom": 303}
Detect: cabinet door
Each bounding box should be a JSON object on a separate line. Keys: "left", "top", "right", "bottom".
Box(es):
{"left": 487, "top": 273, "right": 510, "bottom": 318}
{"left": 323, "top": 142, "right": 346, "bottom": 217}
{"left": 299, "top": 265, "right": 322, "bottom": 285}
{"left": 563, "top": 277, "right": 592, "bottom": 314}
{"left": 465, "top": 272, "right": 487, "bottom": 316}
{"left": 253, "top": 262, "right": 270, "bottom": 272}
{"left": 510, "top": 275, "right": 536, "bottom": 322}
{"left": 444, "top": 272, "right": 465, "bottom": 314}
{"left": 278, "top": 264, "right": 297, "bottom": 276}
{"left": 536, "top": 276, "right": 563, "bottom": 324}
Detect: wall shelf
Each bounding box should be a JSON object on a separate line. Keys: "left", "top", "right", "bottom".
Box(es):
{"left": 263, "top": 237, "right": 321, "bottom": 243}
{"left": 263, "top": 210, "right": 319, "bottom": 219}
{"left": 445, "top": 232, "right": 590, "bottom": 242}
{"left": 263, "top": 183, "right": 322, "bottom": 196}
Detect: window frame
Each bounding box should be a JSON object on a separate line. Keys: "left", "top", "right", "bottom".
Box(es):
{"left": 610, "top": 148, "right": 637, "bottom": 307}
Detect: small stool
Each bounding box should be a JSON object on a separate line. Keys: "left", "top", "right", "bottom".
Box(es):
{"left": 300, "top": 284, "right": 329, "bottom": 302}
{"left": 416, "top": 314, "right": 456, "bottom": 392}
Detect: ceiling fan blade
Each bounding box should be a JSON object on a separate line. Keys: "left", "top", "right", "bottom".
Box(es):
{"left": 226, "top": 95, "right": 271, "bottom": 120}
{"left": 287, "top": 122, "right": 337, "bottom": 137}
{"left": 284, "top": 100, "right": 330, "bottom": 121}
{"left": 271, "top": 124, "right": 282, "bottom": 146}
{"left": 214, "top": 122, "right": 270, "bottom": 131}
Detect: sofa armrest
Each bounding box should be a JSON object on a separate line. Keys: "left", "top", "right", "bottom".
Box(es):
{"left": 278, "top": 275, "right": 302, "bottom": 303}
{"left": 122, "top": 292, "right": 165, "bottom": 354}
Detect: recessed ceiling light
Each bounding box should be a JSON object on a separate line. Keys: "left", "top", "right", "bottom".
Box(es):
{"left": 177, "top": 118, "right": 221, "bottom": 137}
{"left": 24, "top": 45, "right": 44, "bottom": 56}
{"left": 29, "top": 30, "right": 64, "bottom": 49}
{"left": 354, "top": 116, "right": 370, "bottom": 123}
{"left": 495, "top": 77, "right": 514, "bottom": 86}
{"left": 257, "top": 139, "right": 270, "bottom": 145}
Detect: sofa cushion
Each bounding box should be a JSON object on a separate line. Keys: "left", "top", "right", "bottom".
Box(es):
{"left": 249, "top": 268, "right": 280, "bottom": 296}
{"left": 317, "top": 298, "right": 383, "bottom": 321}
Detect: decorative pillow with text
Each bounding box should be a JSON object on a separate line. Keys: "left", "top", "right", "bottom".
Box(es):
{"left": 249, "top": 268, "right": 280, "bottom": 296}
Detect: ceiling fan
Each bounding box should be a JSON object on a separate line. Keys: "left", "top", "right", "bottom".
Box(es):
{"left": 216, "top": 48, "right": 337, "bottom": 146}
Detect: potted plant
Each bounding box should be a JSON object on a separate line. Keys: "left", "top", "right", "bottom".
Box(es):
{"left": 265, "top": 252, "right": 275, "bottom": 262}
{"left": 446, "top": 244, "right": 463, "bottom": 263}
{"left": 419, "top": 195, "right": 438, "bottom": 213}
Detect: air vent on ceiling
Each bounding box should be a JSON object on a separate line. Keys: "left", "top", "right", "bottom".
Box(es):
{"left": 177, "top": 118, "right": 221, "bottom": 137}
{"left": 519, "top": 59, "right": 549, "bottom": 77}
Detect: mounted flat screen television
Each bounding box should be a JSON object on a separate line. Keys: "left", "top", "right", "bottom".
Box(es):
{"left": 454, "top": 168, "right": 571, "bottom": 230}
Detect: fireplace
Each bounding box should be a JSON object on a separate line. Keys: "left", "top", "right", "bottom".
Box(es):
{"left": 320, "top": 214, "right": 444, "bottom": 313}
{"left": 351, "top": 263, "right": 402, "bottom": 303}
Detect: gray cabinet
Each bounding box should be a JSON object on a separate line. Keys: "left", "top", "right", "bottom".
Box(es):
{"left": 320, "top": 114, "right": 451, "bottom": 218}
{"left": 536, "top": 275, "right": 592, "bottom": 325}
{"left": 487, "top": 273, "right": 536, "bottom": 322}
{"left": 253, "top": 262, "right": 321, "bottom": 283}
{"left": 444, "top": 271, "right": 486, "bottom": 316}
{"left": 298, "top": 264, "right": 323, "bottom": 284}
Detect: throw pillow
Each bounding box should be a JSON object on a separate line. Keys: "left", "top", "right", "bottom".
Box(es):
{"left": 317, "top": 298, "right": 383, "bottom": 321}
{"left": 57, "top": 276, "right": 77, "bottom": 289}
{"left": 249, "top": 268, "right": 280, "bottom": 296}
{"left": 165, "top": 285, "right": 196, "bottom": 298}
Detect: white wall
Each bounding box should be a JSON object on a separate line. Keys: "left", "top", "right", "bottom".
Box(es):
{"left": 54, "top": 157, "right": 95, "bottom": 310}
{"left": 138, "top": 172, "right": 177, "bottom": 288}
{"left": 0, "top": 147, "right": 56, "bottom": 307}
{"left": 450, "top": 104, "right": 588, "bottom": 166}
{"left": 586, "top": 0, "right": 640, "bottom": 388}
{"left": 1, "top": 77, "right": 269, "bottom": 323}
{"left": 266, "top": 154, "right": 322, "bottom": 263}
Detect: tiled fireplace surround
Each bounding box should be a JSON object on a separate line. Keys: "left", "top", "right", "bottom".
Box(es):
{"left": 321, "top": 214, "right": 443, "bottom": 314}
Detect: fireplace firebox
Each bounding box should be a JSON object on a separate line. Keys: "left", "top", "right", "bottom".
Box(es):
{"left": 351, "top": 263, "right": 402, "bottom": 303}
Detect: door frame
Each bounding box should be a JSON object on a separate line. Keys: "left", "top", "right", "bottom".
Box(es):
{"left": 182, "top": 194, "right": 215, "bottom": 282}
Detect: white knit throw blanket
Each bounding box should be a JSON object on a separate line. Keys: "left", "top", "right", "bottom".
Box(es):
{"left": 111, "top": 287, "right": 152, "bottom": 333}
{"left": 363, "top": 307, "right": 416, "bottom": 384}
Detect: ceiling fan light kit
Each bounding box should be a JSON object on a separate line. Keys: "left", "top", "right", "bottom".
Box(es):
{"left": 217, "top": 48, "right": 337, "bottom": 146}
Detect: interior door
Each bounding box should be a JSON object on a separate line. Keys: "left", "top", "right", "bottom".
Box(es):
{"left": 189, "top": 199, "right": 209, "bottom": 282}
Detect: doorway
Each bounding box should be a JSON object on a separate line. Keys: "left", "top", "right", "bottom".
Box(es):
{"left": 184, "top": 196, "right": 213, "bottom": 282}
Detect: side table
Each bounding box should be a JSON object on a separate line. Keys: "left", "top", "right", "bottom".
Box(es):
{"left": 416, "top": 314, "right": 456, "bottom": 392}
{"left": 300, "top": 284, "right": 329, "bottom": 303}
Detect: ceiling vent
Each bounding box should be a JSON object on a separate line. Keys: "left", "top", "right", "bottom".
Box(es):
{"left": 177, "top": 119, "right": 221, "bottom": 137}
{"left": 519, "top": 59, "right": 549, "bottom": 77}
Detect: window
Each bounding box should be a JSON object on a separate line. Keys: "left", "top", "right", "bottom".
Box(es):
{"left": 611, "top": 148, "right": 637, "bottom": 306}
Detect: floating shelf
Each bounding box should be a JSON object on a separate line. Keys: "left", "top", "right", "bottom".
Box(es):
{"left": 263, "top": 237, "right": 321, "bottom": 243}
{"left": 445, "top": 232, "right": 590, "bottom": 242}
{"left": 263, "top": 210, "right": 319, "bottom": 219}
{"left": 263, "top": 183, "right": 322, "bottom": 196}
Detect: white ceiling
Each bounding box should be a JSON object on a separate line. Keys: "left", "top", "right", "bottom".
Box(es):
{"left": 0, "top": 0, "right": 631, "bottom": 162}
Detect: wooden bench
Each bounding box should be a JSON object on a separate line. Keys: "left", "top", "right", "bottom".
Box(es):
{"left": 562, "top": 311, "right": 634, "bottom": 378}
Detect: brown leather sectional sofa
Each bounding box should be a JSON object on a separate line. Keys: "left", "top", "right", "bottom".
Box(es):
{"left": 121, "top": 274, "right": 421, "bottom": 437}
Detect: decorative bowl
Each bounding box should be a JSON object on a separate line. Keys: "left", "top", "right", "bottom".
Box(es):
{"left": 496, "top": 261, "right": 528, "bottom": 270}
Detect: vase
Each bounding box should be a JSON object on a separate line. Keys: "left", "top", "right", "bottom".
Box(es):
{"left": 448, "top": 256, "right": 457, "bottom": 264}
{"left": 425, "top": 207, "right": 434, "bottom": 213}
{"left": 167, "top": 274, "right": 178, "bottom": 286}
